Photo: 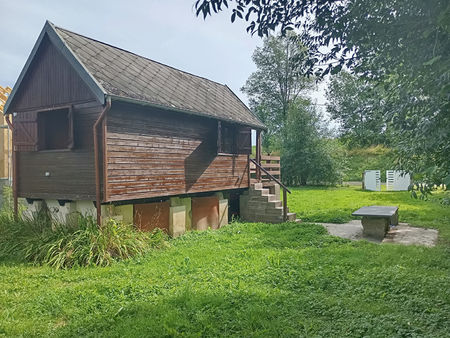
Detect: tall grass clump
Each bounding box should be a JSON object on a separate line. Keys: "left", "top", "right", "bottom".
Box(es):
{"left": 0, "top": 204, "right": 168, "bottom": 269}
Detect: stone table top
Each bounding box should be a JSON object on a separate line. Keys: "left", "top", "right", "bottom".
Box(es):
{"left": 352, "top": 206, "right": 398, "bottom": 218}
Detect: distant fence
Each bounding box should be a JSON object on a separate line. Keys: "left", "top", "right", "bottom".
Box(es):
{"left": 250, "top": 155, "right": 280, "bottom": 184}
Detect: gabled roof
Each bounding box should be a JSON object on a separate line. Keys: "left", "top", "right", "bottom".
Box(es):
{"left": 5, "top": 21, "right": 265, "bottom": 130}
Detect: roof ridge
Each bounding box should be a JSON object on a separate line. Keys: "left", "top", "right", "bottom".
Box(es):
{"left": 53, "top": 24, "right": 228, "bottom": 89}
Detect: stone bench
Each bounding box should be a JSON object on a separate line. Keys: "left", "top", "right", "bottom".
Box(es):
{"left": 352, "top": 206, "right": 399, "bottom": 240}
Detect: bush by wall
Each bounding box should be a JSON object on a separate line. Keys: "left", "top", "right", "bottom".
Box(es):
{"left": 0, "top": 206, "right": 168, "bottom": 269}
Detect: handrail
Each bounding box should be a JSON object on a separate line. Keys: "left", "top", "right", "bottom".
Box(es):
{"left": 250, "top": 158, "right": 291, "bottom": 194}
{"left": 250, "top": 158, "right": 291, "bottom": 221}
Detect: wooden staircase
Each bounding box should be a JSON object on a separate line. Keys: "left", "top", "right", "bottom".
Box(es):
{"left": 240, "top": 182, "right": 296, "bottom": 223}
{"left": 241, "top": 132, "right": 297, "bottom": 223}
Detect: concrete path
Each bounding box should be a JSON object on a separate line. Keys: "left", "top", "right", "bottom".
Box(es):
{"left": 318, "top": 220, "right": 438, "bottom": 247}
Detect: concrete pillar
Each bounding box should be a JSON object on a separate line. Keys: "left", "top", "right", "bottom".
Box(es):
{"left": 75, "top": 201, "right": 96, "bottom": 217}
{"left": 23, "top": 200, "right": 43, "bottom": 219}
{"left": 112, "top": 204, "right": 134, "bottom": 224}
{"left": 170, "top": 196, "right": 192, "bottom": 230}
{"left": 169, "top": 205, "right": 186, "bottom": 237}
{"left": 45, "top": 200, "right": 76, "bottom": 223}
{"left": 218, "top": 199, "right": 229, "bottom": 227}
{"left": 361, "top": 217, "right": 389, "bottom": 240}
{"left": 390, "top": 210, "right": 399, "bottom": 226}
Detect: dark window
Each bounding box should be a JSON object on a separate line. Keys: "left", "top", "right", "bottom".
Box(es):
{"left": 221, "top": 124, "right": 236, "bottom": 154}
{"left": 38, "top": 108, "right": 73, "bottom": 150}
{"left": 217, "top": 121, "right": 252, "bottom": 155}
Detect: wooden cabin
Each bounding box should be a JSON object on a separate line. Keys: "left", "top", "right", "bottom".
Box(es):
{"left": 4, "top": 22, "right": 295, "bottom": 234}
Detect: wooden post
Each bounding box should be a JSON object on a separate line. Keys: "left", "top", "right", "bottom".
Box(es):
{"left": 256, "top": 129, "right": 261, "bottom": 182}
{"left": 283, "top": 189, "right": 287, "bottom": 222}
{"left": 93, "top": 98, "right": 111, "bottom": 226}
{"left": 5, "top": 115, "right": 17, "bottom": 219}
{"left": 217, "top": 121, "right": 222, "bottom": 153}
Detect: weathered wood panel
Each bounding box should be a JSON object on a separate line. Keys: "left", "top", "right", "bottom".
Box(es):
{"left": 10, "top": 34, "right": 97, "bottom": 112}
{"left": 18, "top": 150, "right": 96, "bottom": 200}
{"left": 134, "top": 201, "right": 170, "bottom": 232}
{"left": 17, "top": 105, "right": 102, "bottom": 200}
{"left": 105, "top": 103, "right": 250, "bottom": 202}
{"left": 192, "top": 196, "right": 219, "bottom": 230}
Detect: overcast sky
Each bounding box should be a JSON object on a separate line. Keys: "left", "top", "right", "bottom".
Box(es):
{"left": 0, "top": 0, "right": 327, "bottom": 108}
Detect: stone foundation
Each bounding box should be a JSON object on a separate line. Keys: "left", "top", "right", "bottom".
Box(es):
{"left": 24, "top": 194, "right": 229, "bottom": 236}
{"left": 361, "top": 217, "right": 389, "bottom": 240}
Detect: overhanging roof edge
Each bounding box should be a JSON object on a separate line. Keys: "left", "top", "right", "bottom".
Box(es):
{"left": 4, "top": 21, "right": 106, "bottom": 114}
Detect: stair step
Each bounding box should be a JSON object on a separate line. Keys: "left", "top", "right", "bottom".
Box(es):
{"left": 287, "top": 212, "right": 297, "bottom": 221}
{"left": 241, "top": 185, "right": 297, "bottom": 223}
{"left": 250, "top": 182, "right": 263, "bottom": 190}
{"left": 267, "top": 200, "right": 282, "bottom": 208}
{"left": 267, "top": 195, "right": 278, "bottom": 202}
{"left": 249, "top": 188, "right": 269, "bottom": 197}
{"left": 248, "top": 195, "right": 274, "bottom": 202}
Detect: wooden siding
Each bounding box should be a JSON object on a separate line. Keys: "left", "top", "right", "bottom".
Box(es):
{"left": 17, "top": 105, "right": 102, "bottom": 200}
{"left": 10, "top": 34, "right": 97, "bottom": 113}
{"left": 18, "top": 150, "right": 95, "bottom": 200}
{"left": 105, "top": 103, "right": 250, "bottom": 202}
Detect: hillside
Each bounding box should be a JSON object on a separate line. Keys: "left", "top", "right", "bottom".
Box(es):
{"left": 342, "top": 145, "right": 395, "bottom": 182}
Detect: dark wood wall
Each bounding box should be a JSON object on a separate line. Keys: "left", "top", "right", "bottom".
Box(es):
{"left": 9, "top": 34, "right": 97, "bottom": 113}
{"left": 17, "top": 105, "right": 102, "bottom": 200}
{"left": 104, "top": 103, "right": 250, "bottom": 202}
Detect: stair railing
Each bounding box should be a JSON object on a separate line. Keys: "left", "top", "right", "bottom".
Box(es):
{"left": 249, "top": 158, "right": 291, "bottom": 221}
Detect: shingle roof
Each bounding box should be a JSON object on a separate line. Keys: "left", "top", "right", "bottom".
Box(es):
{"left": 53, "top": 25, "right": 264, "bottom": 129}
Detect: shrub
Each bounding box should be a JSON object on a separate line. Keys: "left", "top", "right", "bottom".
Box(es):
{"left": 0, "top": 207, "right": 168, "bottom": 269}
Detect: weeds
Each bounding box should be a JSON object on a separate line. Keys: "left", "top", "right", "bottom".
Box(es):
{"left": 0, "top": 205, "right": 168, "bottom": 269}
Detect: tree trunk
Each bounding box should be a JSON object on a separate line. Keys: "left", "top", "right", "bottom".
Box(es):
{"left": 300, "top": 177, "right": 307, "bottom": 186}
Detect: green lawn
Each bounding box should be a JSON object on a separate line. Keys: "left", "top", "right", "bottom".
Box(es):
{"left": 0, "top": 187, "right": 449, "bottom": 337}
{"left": 288, "top": 185, "right": 450, "bottom": 244}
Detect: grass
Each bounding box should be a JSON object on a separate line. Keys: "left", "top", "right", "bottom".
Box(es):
{"left": 288, "top": 185, "right": 450, "bottom": 244}
{"left": 342, "top": 145, "right": 395, "bottom": 182}
{"left": 0, "top": 187, "right": 449, "bottom": 336}
{"left": 0, "top": 211, "right": 167, "bottom": 269}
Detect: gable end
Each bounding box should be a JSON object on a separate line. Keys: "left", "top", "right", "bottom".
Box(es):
{"left": 5, "top": 21, "right": 105, "bottom": 114}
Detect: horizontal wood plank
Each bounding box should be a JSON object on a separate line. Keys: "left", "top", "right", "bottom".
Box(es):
{"left": 105, "top": 105, "right": 249, "bottom": 202}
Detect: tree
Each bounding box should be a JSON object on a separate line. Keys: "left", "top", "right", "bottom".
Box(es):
{"left": 241, "top": 33, "right": 313, "bottom": 150}
{"left": 242, "top": 34, "right": 340, "bottom": 185}
{"left": 282, "top": 99, "right": 342, "bottom": 186}
{"left": 195, "top": 0, "right": 450, "bottom": 188}
{"left": 326, "top": 72, "right": 390, "bottom": 148}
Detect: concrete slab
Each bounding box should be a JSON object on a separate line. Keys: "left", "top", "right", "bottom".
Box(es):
{"left": 383, "top": 225, "right": 438, "bottom": 247}
{"left": 318, "top": 220, "right": 438, "bottom": 247}
{"left": 319, "top": 220, "right": 370, "bottom": 241}
{"left": 352, "top": 206, "right": 398, "bottom": 218}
